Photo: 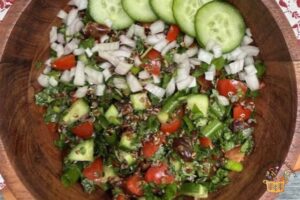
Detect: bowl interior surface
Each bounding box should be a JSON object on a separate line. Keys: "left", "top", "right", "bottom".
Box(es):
{"left": 0, "top": 0, "right": 297, "bottom": 200}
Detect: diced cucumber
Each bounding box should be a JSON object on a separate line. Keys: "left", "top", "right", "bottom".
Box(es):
{"left": 68, "top": 140, "right": 94, "bottom": 162}
{"left": 89, "top": 0, "right": 133, "bottom": 30}
{"left": 187, "top": 94, "right": 209, "bottom": 117}
{"left": 150, "top": 0, "right": 176, "bottom": 24}
{"left": 119, "top": 132, "right": 138, "bottom": 151}
{"left": 122, "top": 0, "right": 158, "bottom": 22}
{"left": 105, "top": 105, "right": 122, "bottom": 125}
{"left": 173, "top": 0, "right": 212, "bottom": 37}
{"left": 130, "top": 93, "right": 151, "bottom": 111}
{"left": 201, "top": 119, "right": 223, "bottom": 138}
{"left": 63, "top": 99, "right": 90, "bottom": 125}
{"left": 180, "top": 183, "right": 208, "bottom": 198}
{"left": 118, "top": 151, "right": 137, "bottom": 165}
{"left": 78, "top": 54, "right": 89, "bottom": 65}
{"left": 195, "top": 1, "right": 246, "bottom": 52}
{"left": 170, "top": 158, "right": 182, "bottom": 172}
{"left": 224, "top": 160, "right": 243, "bottom": 172}
{"left": 102, "top": 165, "right": 117, "bottom": 183}
{"left": 157, "top": 111, "right": 169, "bottom": 124}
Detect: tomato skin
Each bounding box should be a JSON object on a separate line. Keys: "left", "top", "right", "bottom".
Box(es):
{"left": 160, "top": 118, "right": 182, "bottom": 134}
{"left": 217, "top": 79, "right": 247, "bottom": 98}
{"left": 83, "top": 159, "right": 103, "bottom": 180}
{"left": 124, "top": 175, "right": 144, "bottom": 196}
{"left": 199, "top": 137, "right": 213, "bottom": 148}
{"left": 71, "top": 121, "right": 94, "bottom": 139}
{"left": 233, "top": 104, "right": 252, "bottom": 121}
{"left": 145, "top": 164, "right": 175, "bottom": 185}
{"left": 143, "top": 140, "right": 160, "bottom": 159}
{"left": 146, "top": 49, "right": 161, "bottom": 60}
{"left": 225, "top": 147, "right": 245, "bottom": 162}
{"left": 144, "top": 60, "right": 161, "bottom": 76}
{"left": 52, "top": 54, "right": 76, "bottom": 70}
{"left": 116, "top": 194, "right": 126, "bottom": 200}
{"left": 166, "top": 25, "right": 180, "bottom": 42}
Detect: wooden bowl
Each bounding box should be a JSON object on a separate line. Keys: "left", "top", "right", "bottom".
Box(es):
{"left": 0, "top": 0, "right": 300, "bottom": 199}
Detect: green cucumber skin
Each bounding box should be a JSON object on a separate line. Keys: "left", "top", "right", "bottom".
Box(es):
{"left": 122, "top": 0, "right": 158, "bottom": 23}
{"left": 150, "top": 0, "right": 176, "bottom": 24}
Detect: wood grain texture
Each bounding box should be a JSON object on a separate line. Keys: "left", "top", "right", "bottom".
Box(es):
{"left": 0, "top": 0, "right": 299, "bottom": 200}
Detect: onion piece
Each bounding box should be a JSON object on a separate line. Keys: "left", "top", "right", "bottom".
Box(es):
{"left": 127, "top": 73, "right": 143, "bottom": 92}
{"left": 245, "top": 74, "right": 259, "bottom": 91}
{"left": 134, "top": 56, "right": 142, "bottom": 66}
{"left": 190, "top": 58, "right": 201, "bottom": 66}
{"left": 73, "top": 61, "right": 86, "bottom": 86}
{"left": 244, "top": 56, "right": 254, "bottom": 66}
{"left": 228, "top": 59, "right": 244, "bottom": 74}
{"left": 96, "top": 84, "right": 106, "bottom": 96}
{"left": 242, "top": 35, "right": 253, "bottom": 46}
{"left": 184, "top": 35, "right": 194, "bottom": 47}
{"left": 166, "top": 78, "right": 176, "bottom": 97}
{"left": 49, "top": 26, "right": 58, "bottom": 43}
{"left": 134, "top": 25, "right": 146, "bottom": 39}
{"left": 49, "top": 77, "right": 58, "bottom": 87}
{"left": 153, "top": 39, "right": 169, "bottom": 52}
{"left": 85, "top": 67, "right": 103, "bottom": 84}
{"left": 174, "top": 53, "right": 188, "bottom": 64}
{"left": 60, "top": 70, "right": 73, "bottom": 83}
{"left": 212, "top": 44, "right": 222, "bottom": 58}
{"left": 126, "top": 24, "right": 135, "bottom": 38}
{"left": 218, "top": 95, "right": 230, "bottom": 106}
{"left": 227, "top": 47, "right": 242, "bottom": 61}
{"left": 145, "top": 34, "right": 165, "bottom": 45}
{"left": 139, "top": 70, "right": 151, "bottom": 79}
{"left": 94, "top": 42, "right": 120, "bottom": 52}
{"left": 66, "top": 9, "right": 78, "bottom": 26}
{"left": 238, "top": 72, "right": 246, "bottom": 81}
{"left": 161, "top": 41, "right": 177, "bottom": 56}
{"left": 38, "top": 74, "right": 50, "bottom": 87}
{"left": 57, "top": 33, "right": 65, "bottom": 44}
{"left": 71, "top": 0, "right": 88, "bottom": 10}
{"left": 244, "top": 64, "right": 257, "bottom": 75}
{"left": 177, "top": 76, "right": 194, "bottom": 91}
{"left": 113, "top": 50, "right": 132, "bottom": 58}
{"left": 102, "top": 69, "right": 112, "bottom": 81}
{"left": 115, "top": 62, "right": 133, "bottom": 75}
{"left": 113, "top": 77, "right": 128, "bottom": 89}
{"left": 246, "top": 28, "right": 252, "bottom": 37}
{"left": 120, "top": 35, "right": 136, "bottom": 48}
{"left": 150, "top": 20, "right": 165, "bottom": 35}
{"left": 153, "top": 75, "right": 161, "bottom": 84}
{"left": 64, "top": 39, "right": 79, "bottom": 55}
{"left": 186, "top": 46, "right": 198, "bottom": 58}
{"left": 240, "top": 45, "right": 260, "bottom": 57}
{"left": 198, "top": 49, "right": 213, "bottom": 64}
{"left": 98, "top": 51, "right": 120, "bottom": 66}
{"left": 85, "top": 48, "right": 93, "bottom": 57}
{"left": 145, "top": 83, "right": 165, "bottom": 98}
{"left": 74, "top": 86, "right": 88, "bottom": 98}
{"left": 43, "top": 66, "right": 51, "bottom": 74}
{"left": 57, "top": 10, "right": 68, "bottom": 20}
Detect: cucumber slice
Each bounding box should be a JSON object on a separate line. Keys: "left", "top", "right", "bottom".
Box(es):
{"left": 89, "top": 0, "right": 133, "bottom": 30}
{"left": 186, "top": 94, "right": 209, "bottom": 117}
{"left": 63, "top": 99, "right": 89, "bottom": 125}
{"left": 195, "top": 1, "right": 246, "bottom": 52}
{"left": 150, "top": 0, "right": 175, "bottom": 24}
{"left": 122, "top": 0, "right": 158, "bottom": 22}
{"left": 130, "top": 93, "right": 151, "bottom": 111}
{"left": 118, "top": 151, "right": 137, "bottom": 165}
{"left": 105, "top": 105, "right": 122, "bottom": 125}
{"left": 180, "top": 183, "right": 208, "bottom": 198}
{"left": 68, "top": 140, "right": 94, "bottom": 162}
{"left": 102, "top": 165, "right": 117, "bottom": 183}
{"left": 173, "top": 0, "right": 212, "bottom": 37}
{"left": 157, "top": 111, "right": 169, "bottom": 123}
{"left": 119, "top": 132, "right": 138, "bottom": 151}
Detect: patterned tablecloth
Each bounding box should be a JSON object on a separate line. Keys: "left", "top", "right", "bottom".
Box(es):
{"left": 0, "top": 0, "right": 299, "bottom": 199}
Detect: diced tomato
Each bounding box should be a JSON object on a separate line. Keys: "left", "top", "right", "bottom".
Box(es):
{"left": 71, "top": 121, "right": 94, "bottom": 139}
{"left": 124, "top": 175, "right": 144, "bottom": 196}
{"left": 160, "top": 118, "right": 182, "bottom": 134}
{"left": 166, "top": 25, "right": 180, "bottom": 42}
{"left": 199, "top": 137, "right": 213, "bottom": 148}
{"left": 144, "top": 60, "right": 161, "bottom": 76}
{"left": 116, "top": 194, "right": 126, "bottom": 200}
{"left": 217, "top": 79, "right": 247, "bottom": 98}
{"left": 145, "top": 164, "right": 175, "bottom": 185}
{"left": 52, "top": 54, "right": 76, "bottom": 71}
{"left": 225, "top": 147, "right": 245, "bottom": 162}
{"left": 46, "top": 123, "right": 57, "bottom": 133}
{"left": 83, "top": 159, "right": 103, "bottom": 180}
{"left": 233, "top": 104, "right": 252, "bottom": 121}
{"left": 142, "top": 134, "right": 165, "bottom": 158}
{"left": 146, "top": 49, "right": 161, "bottom": 60}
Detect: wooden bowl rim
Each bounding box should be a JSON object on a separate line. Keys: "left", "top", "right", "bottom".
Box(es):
{"left": 0, "top": 0, "right": 299, "bottom": 199}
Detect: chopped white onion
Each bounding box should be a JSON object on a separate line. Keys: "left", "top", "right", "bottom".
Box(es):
{"left": 246, "top": 28, "right": 252, "bottom": 37}
{"left": 184, "top": 35, "right": 194, "bottom": 47}
{"left": 72, "top": 0, "right": 88, "bottom": 10}
{"left": 98, "top": 51, "right": 120, "bottom": 66}
{"left": 100, "top": 34, "right": 109, "bottom": 43}
{"left": 178, "top": 59, "right": 190, "bottom": 69}
{"left": 85, "top": 67, "right": 103, "bottom": 84}
{"left": 102, "top": 68, "right": 112, "bottom": 81}
{"left": 113, "top": 50, "right": 131, "bottom": 58}
{"left": 150, "top": 20, "right": 165, "bottom": 35}
{"left": 99, "top": 62, "right": 112, "bottom": 69}
{"left": 218, "top": 95, "right": 230, "bottom": 106}
{"left": 189, "top": 58, "right": 201, "bottom": 66}
{"left": 238, "top": 71, "right": 246, "bottom": 81}
{"left": 113, "top": 77, "right": 128, "bottom": 89}
{"left": 244, "top": 64, "right": 257, "bottom": 75}
{"left": 212, "top": 44, "right": 222, "bottom": 58}
{"left": 153, "top": 75, "right": 161, "bottom": 84}
{"left": 225, "top": 66, "right": 231, "bottom": 74}
{"left": 228, "top": 59, "right": 244, "bottom": 74}
{"left": 74, "top": 86, "right": 88, "bottom": 98}
{"left": 198, "top": 49, "right": 214, "bottom": 64}
{"left": 245, "top": 74, "right": 259, "bottom": 91}
{"left": 188, "top": 77, "right": 197, "bottom": 88}
{"left": 43, "top": 66, "right": 51, "bottom": 74}
{"left": 127, "top": 73, "right": 143, "bottom": 92}
{"left": 242, "top": 35, "right": 253, "bottom": 45}
{"left": 134, "top": 56, "right": 142, "bottom": 66}
{"left": 115, "top": 62, "right": 133, "bottom": 75}
{"left": 49, "top": 26, "right": 57, "bottom": 43}
{"left": 176, "top": 67, "right": 190, "bottom": 82}
{"left": 161, "top": 41, "right": 177, "bottom": 56}
{"left": 139, "top": 70, "right": 151, "bottom": 79}
{"left": 166, "top": 78, "right": 176, "bottom": 97}
{"left": 120, "top": 35, "right": 136, "bottom": 48}
{"left": 95, "top": 42, "right": 120, "bottom": 52}
{"left": 174, "top": 53, "right": 188, "bottom": 64}
{"left": 54, "top": 44, "right": 64, "bottom": 58}
{"left": 134, "top": 25, "right": 146, "bottom": 39}
{"left": 44, "top": 58, "right": 52, "bottom": 66}
{"left": 57, "top": 33, "right": 65, "bottom": 44}
{"left": 67, "top": 18, "right": 83, "bottom": 36}
{"left": 153, "top": 39, "right": 169, "bottom": 52}
{"left": 57, "top": 10, "right": 68, "bottom": 20}
{"left": 240, "top": 45, "right": 260, "bottom": 57}
{"left": 66, "top": 9, "right": 78, "bottom": 26}
{"left": 227, "top": 47, "right": 242, "bottom": 61}
{"left": 73, "top": 61, "right": 85, "bottom": 86}
{"left": 126, "top": 24, "right": 135, "bottom": 38}
{"left": 38, "top": 74, "right": 49, "bottom": 87}
{"left": 145, "top": 34, "right": 165, "bottom": 45}
{"left": 244, "top": 56, "right": 254, "bottom": 66}
{"left": 104, "top": 19, "right": 113, "bottom": 28}
{"left": 186, "top": 46, "right": 198, "bottom": 58}
{"left": 96, "top": 84, "right": 106, "bottom": 96}
{"left": 145, "top": 83, "right": 165, "bottom": 98}
{"left": 177, "top": 76, "right": 194, "bottom": 91}
{"left": 64, "top": 39, "right": 79, "bottom": 55}
{"left": 60, "top": 70, "right": 73, "bottom": 83}
{"left": 49, "top": 77, "right": 58, "bottom": 87}
{"left": 205, "top": 65, "right": 216, "bottom": 81}
{"left": 73, "top": 48, "right": 85, "bottom": 56}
